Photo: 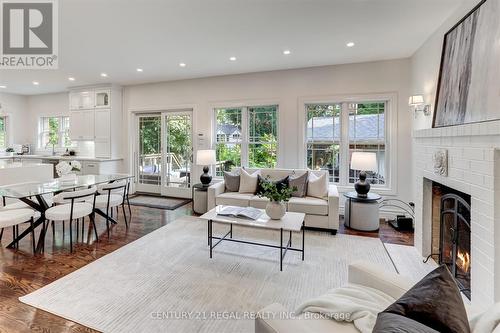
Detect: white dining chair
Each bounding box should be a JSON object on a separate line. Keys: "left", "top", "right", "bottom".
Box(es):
{"left": 0, "top": 208, "right": 37, "bottom": 253}
{"left": 44, "top": 187, "right": 97, "bottom": 253}
{"left": 91, "top": 180, "right": 128, "bottom": 238}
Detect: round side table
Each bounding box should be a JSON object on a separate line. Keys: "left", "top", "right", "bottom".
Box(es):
{"left": 344, "top": 191, "right": 381, "bottom": 232}
{"left": 192, "top": 183, "right": 210, "bottom": 214}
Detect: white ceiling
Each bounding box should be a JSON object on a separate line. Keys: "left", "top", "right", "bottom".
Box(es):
{"left": 0, "top": 0, "right": 463, "bottom": 95}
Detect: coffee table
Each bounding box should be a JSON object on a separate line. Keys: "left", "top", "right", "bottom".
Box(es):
{"left": 199, "top": 206, "right": 306, "bottom": 271}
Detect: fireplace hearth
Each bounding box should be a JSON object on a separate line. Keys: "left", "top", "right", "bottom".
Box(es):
{"left": 431, "top": 182, "right": 471, "bottom": 299}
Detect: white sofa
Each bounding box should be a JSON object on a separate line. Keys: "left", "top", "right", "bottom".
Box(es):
{"left": 207, "top": 168, "right": 339, "bottom": 234}
{"left": 255, "top": 261, "right": 476, "bottom": 333}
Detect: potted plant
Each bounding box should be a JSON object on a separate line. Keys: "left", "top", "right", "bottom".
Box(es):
{"left": 5, "top": 147, "right": 14, "bottom": 157}
{"left": 258, "top": 178, "right": 296, "bottom": 220}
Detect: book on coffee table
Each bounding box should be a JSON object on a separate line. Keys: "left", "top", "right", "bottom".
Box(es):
{"left": 217, "top": 206, "right": 263, "bottom": 220}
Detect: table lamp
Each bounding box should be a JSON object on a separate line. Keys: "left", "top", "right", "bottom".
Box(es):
{"left": 197, "top": 149, "right": 216, "bottom": 185}
{"left": 350, "top": 152, "right": 377, "bottom": 198}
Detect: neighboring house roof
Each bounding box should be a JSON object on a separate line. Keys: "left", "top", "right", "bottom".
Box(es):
{"left": 307, "top": 114, "right": 384, "bottom": 141}
{"left": 217, "top": 124, "right": 241, "bottom": 136}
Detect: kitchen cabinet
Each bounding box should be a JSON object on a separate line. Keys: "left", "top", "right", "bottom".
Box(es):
{"left": 68, "top": 85, "right": 122, "bottom": 159}
{"left": 70, "top": 90, "right": 94, "bottom": 110}
{"left": 69, "top": 110, "right": 95, "bottom": 140}
{"left": 95, "top": 89, "right": 111, "bottom": 108}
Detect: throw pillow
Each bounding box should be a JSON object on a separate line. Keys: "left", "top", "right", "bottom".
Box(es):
{"left": 373, "top": 313, "right": 439, "bottom": 333}
{"left": 256, "top": 175, "right": 290, "bottom": 195}
{"left": 239, "top": 169, "right": 260, "bottom": 194}
{"left": 307, "top": 172, "right": 328, "bottom": 199}
{"left": 289, "top": 172, "right": 308, "bottom": 197}
{"left": 377, "top": 265, "right": 470, "bottom": 333}
{"left": 223, "top": 171, "right": 240, "bottom": 192}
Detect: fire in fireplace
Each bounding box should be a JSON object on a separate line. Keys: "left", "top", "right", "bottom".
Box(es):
{"left": 431, "top": 182, "right": 471, "bottom": 299}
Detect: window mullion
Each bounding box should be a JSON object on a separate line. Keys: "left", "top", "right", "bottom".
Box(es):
{"left": 339, "top": 102, "right": 350, "bottom": 186}
{"left": 241, "top": 107, "right": 249, "bottom": 167}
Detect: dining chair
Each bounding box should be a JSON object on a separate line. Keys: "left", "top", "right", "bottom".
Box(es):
{"left": 0, "top": 208, "right": 37, "bottom": 253}
{"left": 92, "top": 180, "right": 128, "bottom": 238}
{"left": 44, "top": 187, "right": 97, "bottom": 253}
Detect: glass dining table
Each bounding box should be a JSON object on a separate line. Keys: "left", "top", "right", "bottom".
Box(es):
{"left": 0, "top": 174, "right": 134, "bottom": 253}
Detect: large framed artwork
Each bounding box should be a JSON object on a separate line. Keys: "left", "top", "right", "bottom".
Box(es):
{"left": 433, "top": 0, "right": 500, "bottom": 128}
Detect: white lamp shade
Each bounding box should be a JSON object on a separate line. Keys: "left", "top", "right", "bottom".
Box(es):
{"left": 351, "top": 152, "right": 377, "bottom": 172}
{"left": 408, "top": 95, "right": 424, "bottom": 106}
{"left": 196, "top": 149, "right": 216, "bottom": 165}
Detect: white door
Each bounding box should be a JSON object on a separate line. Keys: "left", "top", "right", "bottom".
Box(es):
{"left": 161, "top": 111, "right": 193, "bottom": 198}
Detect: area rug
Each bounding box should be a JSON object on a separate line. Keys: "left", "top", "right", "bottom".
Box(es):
{"left": 128, "top": 194, "right": 191, "bottom": 210}
{"left": 20, "top": 216, "right": 396, "bottom": 333}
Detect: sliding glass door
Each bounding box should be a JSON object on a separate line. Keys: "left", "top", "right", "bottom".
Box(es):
{"left": 135, "top": 110, "right": 193, "bottom": 197}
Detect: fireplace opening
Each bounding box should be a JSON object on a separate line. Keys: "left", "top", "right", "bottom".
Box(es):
{"left": 431, "top": 182, "right": 471, "bottom": 299}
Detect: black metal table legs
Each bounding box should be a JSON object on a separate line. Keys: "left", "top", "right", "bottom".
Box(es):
{"left": 208, "top": 220, "right": 305, "bottom": 271}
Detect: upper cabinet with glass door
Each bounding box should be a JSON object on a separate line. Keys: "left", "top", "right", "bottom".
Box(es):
{"left": 95, "top": 89, "right": 111, "bottom": 108}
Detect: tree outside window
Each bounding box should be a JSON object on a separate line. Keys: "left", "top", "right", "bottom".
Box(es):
{"left": 215, "top": 105, "right": 278, "bottom": 176}
{"left": 39, "top": 116, "right": 74, "bottom": 149}
{"left": 0, "top": 116, "right": 6, "bottom": 149}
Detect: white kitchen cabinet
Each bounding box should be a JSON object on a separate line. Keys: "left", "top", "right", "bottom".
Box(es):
{"left": 95, "top": 89, "right": 111, "bottom": 108}
{"left": 83, "top": 161, "right": 99, "bottom": 175}
{"left": 70, "top": 90, "right": 95, "bottom": 110}
{"left": 69, "top": 110, "right": 95, "bottom": 140}
{"left": 68, "top": 85, "right": 122, "bottom": 158}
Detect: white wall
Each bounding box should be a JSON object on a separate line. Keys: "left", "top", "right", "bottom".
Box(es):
{"left": 0, "top": 92, "right": 29, "bottom": 146}
{"left": 410, "top": 0, "right": 480, "bottom": 130}
{"left": 123, "top": 59, "right": 413, "bottom": 204}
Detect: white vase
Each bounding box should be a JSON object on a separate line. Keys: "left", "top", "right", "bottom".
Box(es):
{"left": 60, "top": 173, "right": 77, "bottom": 184}
{"left": 265, "top": 201, "right": 286, "bottom": 220}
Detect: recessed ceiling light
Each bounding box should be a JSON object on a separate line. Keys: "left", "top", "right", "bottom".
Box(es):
{"left": 283, "top": 50, "right": 291, "bottom": 55}
{"left": 179, "top": 63, "right": 186, "bottom": 67}
{"left": 100, "top": 73, "right": 108, "bottom": 77}
{"left": 136, "top": 68, "right": 143, "bottom": 72}
{"left": 68, "top": 77, "right": 75, "bottom": 81}
{"left": 346, "top": 42, "right": 355, "bottom": 47}
{"left": 32, "top": 81, "right": 39, "bottom": 85}
{"left": 229, "top": 56, "right": 237, "bottom": 61}
{"left": 0, "top": 85, "right": 6, "bottom": 89}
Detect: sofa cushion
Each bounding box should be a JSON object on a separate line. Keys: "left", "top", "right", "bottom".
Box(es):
{"left": 373, "top": 312, "right": 439, "bottom": 333}
{"left": 239, "top": 168, "right": 260, "bottom": 194}
{"left": 256, "top": 175, "right": 289, "bottom": 195}
{"left": 250, "top": 195, "right": 270, "bottom": 209}
{"left": 290, "top": 171, "right": 308, "bottom": 197}
{"left": 223, "top": 171, "right": 240, "bottom": 192}
{"left": 288, "top": 197, "right": 328, "bottom": 216}
{"left": 216, "top": 193, "right": 254, "bottom": 207}
{"left": 307, "top": 172, "right": 328, "bottom": 199}
{"left": 379, "top": 265, "right": 470, "bottom": 333}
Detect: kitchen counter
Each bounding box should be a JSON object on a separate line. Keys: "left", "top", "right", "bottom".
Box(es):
{"left": 0, "top": 161, "right": 53, "bottom": 186}
{"left": 0, "top": 155, "right": 123, "bottom": 162}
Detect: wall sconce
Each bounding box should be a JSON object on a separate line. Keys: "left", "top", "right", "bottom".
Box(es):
{"left": 409, "top": 95, "right": 431, "bottom": 117}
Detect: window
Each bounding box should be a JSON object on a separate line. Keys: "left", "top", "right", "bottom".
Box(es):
{"left": 0, "top": 116, "right": 6, "bottom": 149}
{"left": 306, "top": 100, "right": 388, "bottom": 187}
{"left": 215, "top": 105, "right": 278, "bottom": 176}
{"left": 39, "top": 116, "right": 73, "bottom": 149}
{"left": 348, "top": 102, "right": 385, "bottom": 185}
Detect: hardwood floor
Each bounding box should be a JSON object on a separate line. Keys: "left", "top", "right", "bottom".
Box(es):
{"left": 0, "top": 203, "right": 412, "bottom": 332}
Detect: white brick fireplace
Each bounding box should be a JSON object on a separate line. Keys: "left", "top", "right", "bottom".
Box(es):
{"left": 413, "top": 121, "right": 500, "bottom": 311}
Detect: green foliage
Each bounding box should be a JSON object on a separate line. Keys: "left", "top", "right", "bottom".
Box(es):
{"left": 216, "top": 143, "right": 241, "bottom": 171}
{"left": 258, "top": 177, "right": 297, "bottom": 203}
{"left": 140, "top": 117, "right": 161, "bottom": 155}
{"left": 48, "top": 117, "right": 59, "bottom": 147}
{"left": 249, "top": 133, "right": 277, "bottom": 168}
{"left": 166, "top": 116, "right": 191, "bottom": 165}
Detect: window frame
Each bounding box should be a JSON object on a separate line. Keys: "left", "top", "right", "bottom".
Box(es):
{"left": 38, "top": 116, "right": 75, "bottom": 150}
{"left": 299, "top": 93, "right": 397, "bottom": 195}
{"left": 212, "top": 102, "right": 280, "bottom": 176}
{"left": 0, "top": 115, "right": 8, "bottom": 149}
